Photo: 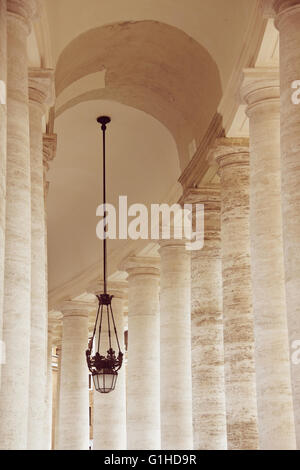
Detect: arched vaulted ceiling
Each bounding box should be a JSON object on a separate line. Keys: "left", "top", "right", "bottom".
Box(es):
{"left": 41, "top": 0, "right": 261, "bottom": 302}
{"left": 55, "top": 21, "right": 222, "bottom": 169}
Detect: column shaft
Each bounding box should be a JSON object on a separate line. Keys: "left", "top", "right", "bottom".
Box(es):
{"left": 159, "top": 241, "right": 193, "bottom": 450}
{"left": 274, "top": 0, "right": 300, "bottom": 447}
{"left": 0, "top": 0, "right": 7, "bottom": 386}
{"left": 215, "top": 138, "right": 259, "bottom": 450}
{"left": 54, "top": 346, "right": 62, "bottom": 450}
{"left": 58, "top": 304, "right": 89, "bottom": 450}
{"left": 185, "top": 187, "right": 227, "bottom": 450}
{"left": 242, "top": 69, "right": 296, "bottom": 449}
{"left": 123, "top": 257, "right": 160, "bottom": 450}
{"left": 0, "top": 0, "right": 36, "bottom": 449}
{"left": 27, "top": 69, "right": 53, "bottom": 450}
{"left": 44, "top": 330, "right": 53, "bottom": 450}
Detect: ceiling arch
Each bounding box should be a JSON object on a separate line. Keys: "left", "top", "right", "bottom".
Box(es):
{"left": 45, "top": 0, "right": 257, "bottom": 88}
{"left": 55, "top": 20, "right": 222, "bottom": 169}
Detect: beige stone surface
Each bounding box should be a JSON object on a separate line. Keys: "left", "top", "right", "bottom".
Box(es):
{"left": 215, "top": 138, "right": 259, "bottom": 450}
{"left": 53, "top": 345, "right": 61, "bottom": 449}
{"left": 184, "top": 187, "right": 227, "bottom": 450}
{"left": 27, "top": 67, "right": 54, "bottom": 450}
{"left": 122, "top": 257, "right": 160, "bottom": 450}
{"left": 273, "top": 0, "right": 300, "bottom": 447}
{"left": 44, "top": 329, "right": 53, "bottom": 450}
{"left": 0, "top": 0, "right": 36, "bottom": 450}
{"left": 0, "top": 0, "right": 6, "bottom": 389}
{"left": 58, "top": 302, "right": 90, "bottom": 450}
{"left": 159, "top": 240, "right": 193, "bottom": 450}
{"left": 242, "top": 68, "right": 296, "bottom": 450}
{"left": 92, "top": 284, "right": 127, "bottom": 450}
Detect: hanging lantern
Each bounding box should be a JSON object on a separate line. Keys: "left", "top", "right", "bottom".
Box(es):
{"left": 86, "top": 116, "right": 123, "bottom": 394}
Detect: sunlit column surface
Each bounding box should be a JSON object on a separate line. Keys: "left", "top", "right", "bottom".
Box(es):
{"left": 241, "top": 67, "right": 296, "bottom": 450}
{"left": 122, "top": 257, "right": 160, "bottom": 450}
{"left": 215, "top": 138, "right": 259, "bottom": 450}
{"left": 58, "top": 302, "right": 90, "bottom": 450}
{"left": 0, "top": 0, "right": 37, "bottom": 450}
{"left": 27, "top": 67, "right": 54, "bottom": 450}
{"left": 272, "top": 0, "right": 300, "bottom": 447}
{"left": 0, "top": 0, "right": 7, "bottom": 389}
{"left": 184, "top": 186, "right": 227, "bottom": 450}
{"left": 159, "top": 240, "right": 193, "bottom": 450}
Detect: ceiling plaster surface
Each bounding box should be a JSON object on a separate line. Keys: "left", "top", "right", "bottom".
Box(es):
{"left": 45, "top": 0, "right": 256, "bottom": 89}
{"left": 47, "top": 99, "right": 180, "bottom": 292}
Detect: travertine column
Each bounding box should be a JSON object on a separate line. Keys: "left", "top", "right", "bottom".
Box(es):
{"left": 241, "top": 68, "right": 296, "bottom": 449}
{"left": 214, "top": 138, "right": 259, "bottom": 450}
{"left": 54, "top": 345, "right": 62, "bottom": 450}
{"left": 27, "top": 68, "right": 54, "bottom": 450}
{"left": 272, "top": 0, "right": 300, "bottom": 447}
{"left": 91, "top": 282, "right": 127, "bottom": 450}
{"left": 44, "top": 328, "right": 53, "bottom": 450}
{"left": 0, "top": 0, "right": 37, "bottom": 450}
{"left": 159, "top": 240, "right": 193, "bottom": 450}
{"left": 183, "top": 187, "right": 227, "bottom": 450}
{"left": 122, "top": 257, "right": 160, "bottom": 450}
{"left": 0, "top": 0, "right": 7, "bottom": 385}
{"left": 58, "top": 302, "right": 90, "bottom": 450}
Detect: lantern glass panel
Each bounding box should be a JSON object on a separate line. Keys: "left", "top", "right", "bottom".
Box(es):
{"left": 93, "top": 369, "right": 118, "bottom": 394}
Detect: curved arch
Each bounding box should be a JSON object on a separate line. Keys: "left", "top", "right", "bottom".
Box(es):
{"left": 55, "top": 20, "right": 222, "bottom": 170}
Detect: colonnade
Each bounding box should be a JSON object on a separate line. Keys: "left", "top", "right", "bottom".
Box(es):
{"left": 0, "top": 0, "right": 300, "bottom": 451}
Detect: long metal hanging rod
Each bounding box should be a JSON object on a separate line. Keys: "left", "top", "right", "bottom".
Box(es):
{"left": 97, "top": 116, "right": 111, "bottom": 295}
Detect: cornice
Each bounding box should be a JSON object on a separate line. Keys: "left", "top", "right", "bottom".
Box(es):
{"left": 178, "top": 1, "right": 266, "bottom": 191}
{"left": 178, "top": 113, "right": 224, "bottom": 191}
{"left": 180, "top": 185, "right": 221, "bottom": 207}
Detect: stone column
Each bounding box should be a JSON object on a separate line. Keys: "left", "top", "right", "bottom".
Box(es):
{"left": 272, "top": 0, "right": 300, "bottom": 447}
{"left": 27, "top": 68, "right": 54, "bottom": 450}
{"left": 90, "top": 282, "right": 127, "bottom": 450}
{"left": 0, "top": 0, "right": 7, "bottom": 386}
{"left": 214, "top": 138, "right": 259, "bottom": 450}
{"left": 0, "top": 0, "right": 37, "bottom": 450}
{"left": 159, "top": 240, "right": 193, "bottom": 450}
{"left": 241, "top": 68, "right": 296, "bottom": 449}
{"left": 54, "top": 345, "right": 62, "bottom": 450}
{"left": 122, "top": 257, "right": 160, "bottom": 450}
{"left": 58, "top": 302, "right": 90, "bottom": 450}
{"left": 183, "top": 187, "right": 227, "bottom": 450}
{"left": 44, "top": 327, "right": 53, "bottom": 450}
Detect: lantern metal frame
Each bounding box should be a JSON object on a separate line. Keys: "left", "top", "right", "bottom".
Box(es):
{"left": 86, "top": 116, "right": 123, "bottom": 394}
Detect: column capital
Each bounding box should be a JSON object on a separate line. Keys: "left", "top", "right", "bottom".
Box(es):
{"left": 210, "top": 137, "right": 249, "bottom": 170}
{"left": 28, "top": 68, "right": 55, "bottom": 108}
{"left": 60, "top": 300, "right": 95, "bottom": 319}
{"left": 87, "top": 279, "right": 128, "bottom": 299}
{"left": 274, "top": 0, "right": 300, "bottom": 14}
{"left": 266, "top": 0, "right": 300, "bottom": 29}
{"left": 120, "top": 256, "right": 160, "bottom": 277}
{"left": 7, "top": 0, "right": 38, "bottom": 33}
{"left": 180, "top": 185, "right": 220, "bottom": 207}
{"left": 241, "top": 67, "right": 280, "bottom": 114}
{"left": 262, "top": 0, "right": 300, "bottom": 17}
{"left": 159, "top": 239, "right": 189, "bottom": 251}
